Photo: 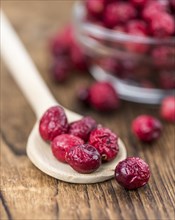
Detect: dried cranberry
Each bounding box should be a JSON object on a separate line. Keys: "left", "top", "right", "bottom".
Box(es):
{"left": 152, "top": 46, "right": 175, "bottom": 69}
{"left": 50, "top": 57, "right": 70, "bottom": 82}
{"left": 51, "top": 134, "right": 84, "bottom": 163}
{"left": 131, "top": 0, "right": 148, "bottom": 8}
{"left": 89, "top": 126, "right": 119, "bottom": 162}
{"left": 70, "top": 39, "right": 88, "bottom": 71}
{"left": 125, "top": 29, "right": 149, "bottom": 53}
{"left": 86, "top": 0, "right": 105, "bottom": 18}
{"left": 104, "top": 2, "right": 137, "bottom": 28}
{"left": 50, "top": 25, "right": 73, "bottom": 57}
{"left": 132, "top": 115, "right": 162, "bottom": 142}
{"left": 88, "top": 82, "right": 119, "bottom": 111}
{"left": 159, "top": 71, "right": 175, "bottom": 90}
{"left": 39, "top": 106, "right": 68, "bottom": 141}
{"left": 115, "top": 157, "right": 150, "bottom": 190}
{"left": 142, "top": 1, "right": 168, "bottom": 21}
{"left": 66, "top": 144, "right": 101, "bottom": 174}
{"left": 127, "top": 20, "right": 148, "bottom": 35}
{"left": 98, "top": 57, "right": 121, "bottom": 75}
{"left": 160, "top": 96, "right": 175, "bottom": 123}
{"left": 68, "top": 116, "right": 97, "bottom": 141}
{"left": 150, "top": 12, "right": 175, "bottom": 38}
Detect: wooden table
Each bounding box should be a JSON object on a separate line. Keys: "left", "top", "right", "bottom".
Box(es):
{"left": 1, "top": 1, "right": 174, "bottom": 220}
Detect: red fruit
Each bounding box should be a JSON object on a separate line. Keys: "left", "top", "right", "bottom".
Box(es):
{"left": 50, "top": 57, "right": 70, "bottom": 82}
{"left": 50, "top": 25, "right": 73, "bottom": 57}
{"left": 39, "top": 106, "right": 68, "bottom": 141}
{"left": 66, "top": 144, "right": 101, "bottom": 174}
{"left": 98, "top": 57, "right": 121, "bottom": 75}
{"left": 70, "top": 40, "right": 88, "bottom": 71}
{"left": 104, "top": 2, "right": 137, "bottom": 28}
{"left": 89, "top": 126, "right": 119, "bottom": 162}
{"left": 131, "top": 0, "right": 148, "bottom": 7}
{"left": 160, "top": 96, "right": 175, "bottom": 123}
{"left": 89, "top": 82, "right": 119, "bottom": 111}
{"left": 86, "top": 0, "right": 105, "bottom": 18}
{"left": 142, "top": 1, "right": 168, "bottom": 21}
{"left": 68, "top": 116, "right": 97, "bottom": 141}
{"left": 150, "top": 12, "right": 175, "bottom": 37}
{"left": 125, "top": 33, "right": 149, "bottom": 53}
{"left": 152, "top": 47, "right": 175, "bottom": 69}
{"left": 115, "top": 157, "right": 150, "bottom": 190}
{"left": 127, "top": 20, "right": 148, "bottom": 35}
{"left": 132, "top": 115, "right": 162, "bottom": 142}
{"left": 51, "top": 134, "right": 84, "bottom": 163}
{"left": 159, "top": 71, "right": 175, "bottom": 90}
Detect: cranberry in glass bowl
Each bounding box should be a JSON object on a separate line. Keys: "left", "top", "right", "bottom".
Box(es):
{"left": 72, "top": 1, "right": 175, "bottom": 104}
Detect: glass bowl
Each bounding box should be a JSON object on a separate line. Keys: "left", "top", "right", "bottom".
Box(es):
{"left": 72, "top": 1, "right": 175, "bottom": 104}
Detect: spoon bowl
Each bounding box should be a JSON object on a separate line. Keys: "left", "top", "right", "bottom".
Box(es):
{"left": 1, "top": 10, "right": 127, "bottom": 183}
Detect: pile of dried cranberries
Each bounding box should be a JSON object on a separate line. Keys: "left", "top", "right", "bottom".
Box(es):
{"left": 39, "top": 105, "right": 151, "bottom": 190}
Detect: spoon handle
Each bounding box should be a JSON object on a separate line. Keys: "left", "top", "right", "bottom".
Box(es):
{"left": 0, "top": 10, "right": 58, "bottom": 118}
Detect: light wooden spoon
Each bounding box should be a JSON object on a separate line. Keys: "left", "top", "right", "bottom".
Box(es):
{"left": 0, "top": 11, "right": 127, "bottom": 183}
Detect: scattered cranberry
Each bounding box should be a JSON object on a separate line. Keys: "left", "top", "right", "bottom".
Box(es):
{"left": 150, "top": 12, "right": 175, "bottom": 38}
{"left": 132, "top": 115, "right": 162, "bottom": 142}
{"left": 70, "top": 40, "right": 88, "bottom": 71}
{"left": 66, "top": 144, "right": 101, "bottom": 174}
{"left": 160, "top": 96, "right": 175, "bottom": 123}
{"left": 88, "top": 82, "right": 119, "bottom": 111}
{"left": 50, "top": 25, "right": 73, "bottom": 57}
{"left": 51, "top": 134, "right": 84, "bottom": 163}
{"left": 50, "top": 58, "right": 70, "bottom": 82}
{"left": 39, "top": 106, "right": 68, "bottom": 141}
{"left": 104, "top": 2, "right": 137, "bottom": 28}
{"left": 69, "top": 116, "right": 97, "bottom": 141}
{"left": 89, "top": 126, "right": 119, "bottom": 162}
{"left": 115, "top": 157, "right": 150, "bottom": 190}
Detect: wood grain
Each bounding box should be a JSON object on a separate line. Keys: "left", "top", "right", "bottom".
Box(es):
{"left": 1, "top": 1, "right": 175, "bottom": 220}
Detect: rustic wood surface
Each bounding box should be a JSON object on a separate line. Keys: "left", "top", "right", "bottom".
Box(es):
{"left": 1, "top": 1, "right": 175, "bottom": 220}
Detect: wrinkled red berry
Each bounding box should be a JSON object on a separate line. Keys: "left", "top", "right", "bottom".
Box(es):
{"left": 50, "top": 58, "right": 70, "bottom": 82}
{"left": 51, "top": 134, "right": 84, "bottom": 163}
{"left": 152, "top": 46, "right": 175, "bottom": 69}
{"left": 115, "top": 157, "right": 150, "bottom": 190}
{"left": 70, "top": 40, "right": 88, "bottom": 71}
{"left": 89, "top": 126, "right": 119, "bottom": 162}
{"left": 104, "top": 2, "right": 137, "bottom": 28}
{"left": 50, "top": 25, "right": 73, "bottom": 57}
{"left": 69, "top": 116, "right": 97, "bottom": 141}
{"left": 86, "top": 0, "right": 105, "bottom": 18}
{"left": 88, "top": 82, "right": 119, "bottom": 111}
{"left": 131, "top": 0, "right": 148, "bottom": 8}
{"left": 142, "top": 1, "right": 168, "bottom": 21}
{"left": 159, "top": 71, "right": 175, "bottom": 90}
{"left": 39, "top": 106, "right": 68, "bottom": 141}
{"left": 127, "top": 20, "right": 148, "bottom": 35}
{"left": 150, "top": 12, "right": 175, "bottom": 37}
{"left": 132, "top": 115, "right": 162, "bottom": 142}
{"left": 160, "top": 96, "right": 175, "bottom": 123}
{"left": 66, "top": 144, "right": 101, "bottom": 173}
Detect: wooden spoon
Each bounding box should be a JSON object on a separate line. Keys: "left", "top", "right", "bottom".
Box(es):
{"left": 0, "top": 11, "right": 127, "bottom": 183}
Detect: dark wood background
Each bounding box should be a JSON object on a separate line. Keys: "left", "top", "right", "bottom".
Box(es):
{"left": 1, "top": 1, "right": 174, "bottom": 220}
